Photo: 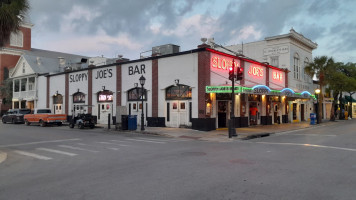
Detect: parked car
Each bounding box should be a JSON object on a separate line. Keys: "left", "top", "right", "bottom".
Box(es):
{"left": 2, "top": 109, "right": 32, "bottom": 124}
{"left": 24, "top": 108, "right": 67, "bottom": 127}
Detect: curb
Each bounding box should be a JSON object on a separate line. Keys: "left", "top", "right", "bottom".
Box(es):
{"left": 0, "top": 151, "right": 7, "bottom": 164}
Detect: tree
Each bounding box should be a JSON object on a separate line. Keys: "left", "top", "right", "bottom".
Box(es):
{"left": 305, "top": 56, "right": 335, "bottom": 123}
{"left": 0, "top": 0, "right": 29, "bottom": 47}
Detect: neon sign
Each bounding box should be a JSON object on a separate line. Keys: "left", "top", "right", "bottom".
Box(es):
{"left": 211, "top": 56, "right": 238, "bottom": 70}
{"left": 248, "top": 66, "right": 264, "bottom": 77}
{"left": 252, "top": 85, "right": 271, "bottom": 94}
{"left": 272, "top": 71, "right": 283, "bottom": 81}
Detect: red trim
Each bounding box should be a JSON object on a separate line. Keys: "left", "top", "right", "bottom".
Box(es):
{"left": 206, "top": 48, "right": 285, "bottom": 72}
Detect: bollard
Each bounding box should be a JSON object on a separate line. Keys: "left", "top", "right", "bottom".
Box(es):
{"left": 108, "top": 113, "right": 111, "bottom": 129}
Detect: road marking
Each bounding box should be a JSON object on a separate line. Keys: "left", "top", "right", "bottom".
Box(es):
{"left": 125, "top": 138, "right": 166, "bottom": 144}
{"left": 97, "top": 142, "right": 130, "bottom": 147}
{"left": 77, "top": 143, "right": 120, "bottom": 151}
{"left": 0, "top": 138, "right": 81, "bottom": 148}
{"left": 14, "top": 150, "right": 52, "bottom": 160}
{"left": 136, "top": 137, "right": 188, "bottom": 142}
{"left": 291, "top": 134, "right": 337, "bottom": 137}
{"left": 110, "top": 140, "right": 131, "bottom": 143}
{"left": 256, "top": 142, "right": 356, "bottom": 152}
{"left": 37, "top": 148, "right": 78, "bottom": 156}
{"left": 58, "top": 145, "right": 99, "bottom": 153}
{"left": 276, "top": 125, "right": 328, "bottom": 135}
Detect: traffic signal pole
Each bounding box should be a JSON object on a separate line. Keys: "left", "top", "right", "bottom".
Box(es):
{"left": 228, "top": 65, "right": 237, "bottom": 138}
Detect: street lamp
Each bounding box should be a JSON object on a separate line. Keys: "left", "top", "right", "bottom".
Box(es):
{"left": 315, "top": 88, "right": 321, "bottom": 124}
{"left": 139, "top": 75, "right": 146, "bottom": 131}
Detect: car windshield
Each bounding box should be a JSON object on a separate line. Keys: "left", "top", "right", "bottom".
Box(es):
{"left": 19, "top": 109, "right": 31, "bottom": 114}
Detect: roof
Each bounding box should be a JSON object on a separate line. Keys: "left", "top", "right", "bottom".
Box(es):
{"left": 265, "top": 28, "right": 318, "bottom": 50}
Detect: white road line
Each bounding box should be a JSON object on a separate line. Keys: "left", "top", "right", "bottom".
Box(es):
{"left": 0, "top": 138, "right": 81, "bottom": 148}
{"left": 135, "top": 137, "right": 187, "bottom": 142}
{"left": 37, "top": 148, "right": 77, "bottom": 156}
{"left": 292, "top": 134, "right": 337, "bottom": 137}
{"left": 14, "top": 150, "right": 52, "bottom": 160}
{"left": 125, "top": 138, "right": 166, "bottom": 144}
{"left": 110, "top": 140, "right": 132, "bottom": 143}
{"left": 77, "top": 143, "right": 120, "bottom": 150}
{"left": 97, "top": 142, "right": 130, "bottom": 147}
{"left": 58, "top": 145, "right": 99, "bottom": 153}
{"left": 256, "top": 142, "right": 356, "bottom": 152}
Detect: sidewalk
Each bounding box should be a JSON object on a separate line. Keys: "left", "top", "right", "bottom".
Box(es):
{"left": 99, "top": 119, "right": 346, "bottom": 142}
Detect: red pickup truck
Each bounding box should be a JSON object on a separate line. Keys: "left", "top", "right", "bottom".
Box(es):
{"left": 24, "top": 108, "right": 67, "bottom": 127}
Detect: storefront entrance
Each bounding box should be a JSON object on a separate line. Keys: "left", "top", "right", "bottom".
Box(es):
{"left": 54, "top": 104, "right": 63, "bottom": 114}
{"left": 167, "top": 100, "right": 190, "bottom": 128}
{"left": 218, "top": 101, "right": 228, "bottom": 128}
{"left": 98, "top": 103, "right": 112, "bottom": 124}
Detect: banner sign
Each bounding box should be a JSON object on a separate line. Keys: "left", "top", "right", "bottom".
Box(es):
{"left": 206, "top": 86, "right": 241, "bottom": 93}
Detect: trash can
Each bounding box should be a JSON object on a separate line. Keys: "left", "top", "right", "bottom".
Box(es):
{"left": 121, "top": 115, "right": 128, "bottom": 130}
{"left": 128, "top": 115, "right": 137, "bottom": 130}
{"left": 310, "top": 113, "right": 316, "bottom": 125}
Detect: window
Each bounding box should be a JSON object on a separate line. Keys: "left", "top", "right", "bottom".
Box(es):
{"left": 10, "top": 31, "right": 23, "bottom": 47}
{"left": 3, "top": 67, "right": 9, "bottom": 80}
{"left": 304, "top": 58, "right": 309, "bottom": 82}
{"left": 28, "top": 77, "right": 35, "bottom": 91}
{"left": 73, "top": 92, "right": 85, "bottom": 103}
{"left": 127, "top": 87, "right": 147, "bottom": 101}
{"left": 14, "top": 80, "right": 20, "bottom": 92}
{"left": 293, "top": 53, "right": 300, "bottom": 79}
{"left": 21, "top": 78, "right": 27, "bottom": 91}
{"left": 270, "top": 56, "right": 279, "bottom": 67}
{"left": 166, "top": 85, "right": 192, "bottom": 100}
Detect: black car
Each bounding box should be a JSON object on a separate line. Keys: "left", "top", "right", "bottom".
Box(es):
{"left": 2, "top": 109, "right": 32, "bottom": 124}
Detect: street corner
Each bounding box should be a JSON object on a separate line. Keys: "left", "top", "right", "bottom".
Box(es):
{"left": 0, "top": 151, "right": 7, "bottom": 164}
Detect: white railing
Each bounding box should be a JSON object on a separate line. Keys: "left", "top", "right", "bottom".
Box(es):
{"left": 12, "top": 91, "right": 36, "bottom": 100}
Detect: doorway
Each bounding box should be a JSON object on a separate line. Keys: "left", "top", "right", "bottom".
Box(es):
{"left": 301, "top": 104, "right": 305, "bottom": 121}
{"left": 98, "top": 103, "right": 112, "bottom": 124}
{"left": 54, "top": 104, "right": 63, "bottom": 114}
{"left": 167, "top": 100, "right": 189, "bottom": 128}
{"left": 218, "top": 101, "right": 228, "bottom": 128}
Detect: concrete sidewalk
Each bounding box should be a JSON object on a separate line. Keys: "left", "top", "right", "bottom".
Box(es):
{"left": 100, "top": 119, "right": 346, "bottom": 142}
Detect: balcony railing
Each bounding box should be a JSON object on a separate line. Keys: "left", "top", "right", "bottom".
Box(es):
{"left": 13, "top": 91, "right": 36, "bottom": 100}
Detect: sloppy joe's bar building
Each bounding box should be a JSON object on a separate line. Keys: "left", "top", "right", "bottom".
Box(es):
{"left": 37, "top": 43, "right": 314, "bottom": 130}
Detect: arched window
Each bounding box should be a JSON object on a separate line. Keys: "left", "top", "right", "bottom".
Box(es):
{"left": 73, "top": 92, "right": 85, "bottom": 103}
{"left": 293, "top": 53, "right": 300, "bottom": 79}
{"left": 166, "top": 85, "right": 192, "bottom": 100}
{"left": 97, "top": 90, "right": 113, "bottom": 102}
{"left": 127, "top": 87, "right": 147, "bottom": 101}
{"left": 10, "top": 31, "right": 23, "bottom": 47}
{"left": 53, "top": 94, "right": 63, "bottom": 104}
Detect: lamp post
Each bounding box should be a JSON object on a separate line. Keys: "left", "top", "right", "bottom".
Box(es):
{"left": 139, "top": 75, "right": 146, "bottom": 131}
{"left": 315, "top": 88, "right": 320, "bottom": 124}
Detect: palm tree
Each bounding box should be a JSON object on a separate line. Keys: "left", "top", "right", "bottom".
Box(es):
{"left": 0, "top": 0, "right": 29, "bottom": 47}
{"left": 305, "top": 56, "right": 335, "bottom": 123}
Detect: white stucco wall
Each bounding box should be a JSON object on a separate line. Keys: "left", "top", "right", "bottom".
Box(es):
{"left": 68, "top": 70, "right": 89, "bottom": 115}
{"left": 158, "top": 53, "right": 198, "bottom": 121}
{"left": 36, "top": 76, "right": 47, "bottom": 108}
{"left": 121, "top": 60, "right": 152, "bottom": 125}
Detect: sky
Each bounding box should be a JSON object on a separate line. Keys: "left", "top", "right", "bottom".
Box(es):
{"left": 27, "top": 0, "right": 356, "bottom": 63}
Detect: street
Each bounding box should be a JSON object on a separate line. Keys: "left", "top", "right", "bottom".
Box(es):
{"left": 1, "top": 121, "right": 356, "bottom": 200}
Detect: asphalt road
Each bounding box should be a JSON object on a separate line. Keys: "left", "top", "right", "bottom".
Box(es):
{"left": 0, "top": 121, "right": 355, "bottom": 200}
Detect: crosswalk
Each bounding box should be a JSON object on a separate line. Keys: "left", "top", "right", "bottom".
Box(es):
{"left": 4, "top": 137, "right": 190, "bottom": 162}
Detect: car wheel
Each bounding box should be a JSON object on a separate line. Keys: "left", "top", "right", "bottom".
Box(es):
{"left": 57, "top": 122, "right": 63, "bottom": 126}
{"left": 25, "top": 120, "right": 31, "bottom": 126}
{"left": 69, "top": 123, "right": 74, "bottom": 128}
{"left": 2, "top": 118, "right": 6, "bottom": 124}
{"left": 90, "top": 124, "right": 95, "bottom": 129}
{"left": 78, "top": 122, "right": 84, "bottom": 129}
{"left": 40, "top": 120, "right": 46, "bottom": 127}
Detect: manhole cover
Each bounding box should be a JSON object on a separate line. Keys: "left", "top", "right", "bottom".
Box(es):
{"left": 181, "top": 152, "right": 207, "bottom": 156}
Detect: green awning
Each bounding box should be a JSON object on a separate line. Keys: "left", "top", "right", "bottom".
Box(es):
{"left": 345, "top": 96, "right": 356, "bottom": 102}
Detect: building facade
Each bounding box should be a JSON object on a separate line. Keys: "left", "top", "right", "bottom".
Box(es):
{"left": 21, "top": 43, "right": 314, "bottom": 130}
{"left": 215, "top": 28, "right": 318, "bottom": 123}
